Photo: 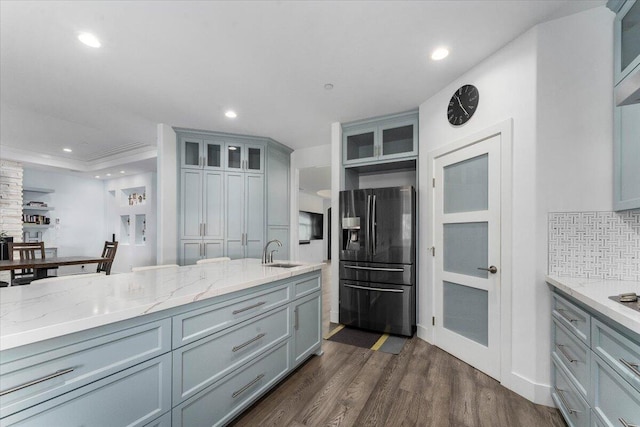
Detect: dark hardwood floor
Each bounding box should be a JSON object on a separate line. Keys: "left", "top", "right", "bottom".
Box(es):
{"left": 231, "top": 263, "right": 566, "bottom": 427}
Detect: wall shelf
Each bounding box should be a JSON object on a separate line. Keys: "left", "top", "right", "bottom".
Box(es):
{"left": 23, "top": 224, "right": 54, "bottom": 230}
{"left": 23, "top": 187, "right": 54, "bottom": 194}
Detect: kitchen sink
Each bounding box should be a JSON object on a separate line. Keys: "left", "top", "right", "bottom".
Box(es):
{"left": 267, "top": 263, "right": 301, "bottom": 269}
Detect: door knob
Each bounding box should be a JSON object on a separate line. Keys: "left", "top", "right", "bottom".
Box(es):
{"left": 477, "top": 266, "right": 498, "bottom": 274}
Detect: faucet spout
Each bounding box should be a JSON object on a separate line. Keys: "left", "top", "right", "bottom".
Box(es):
{"left": 262, "top": 239, "right": 283, "bottom": 264}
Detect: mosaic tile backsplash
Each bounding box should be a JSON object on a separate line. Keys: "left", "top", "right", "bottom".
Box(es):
{"left": 548, "top": 210, "right": 640, "bottom": 281}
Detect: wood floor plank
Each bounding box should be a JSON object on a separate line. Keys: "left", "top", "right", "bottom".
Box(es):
{"left": 229, "top": 263, "right": 566, "bottom": 427}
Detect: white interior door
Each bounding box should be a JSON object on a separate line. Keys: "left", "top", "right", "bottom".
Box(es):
{"left": 434, "top": 133, "right": 501, "bottom": 380}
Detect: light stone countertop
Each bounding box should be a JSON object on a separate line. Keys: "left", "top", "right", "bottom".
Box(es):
{"left": 0, "top": 259, "right": 323, "bottom": 351}
{"left": 546, "top": 275, "right": 640, "bottom": 334}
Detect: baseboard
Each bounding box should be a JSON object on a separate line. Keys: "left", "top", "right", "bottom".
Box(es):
{"left": 330, "top": 309, "right": 339, "bottom": 324}
{"left": 502, "top": 371, "right": 555, "bottom": 407}
{"left": 416, "top": 323, "right": 433, "bottom": 343}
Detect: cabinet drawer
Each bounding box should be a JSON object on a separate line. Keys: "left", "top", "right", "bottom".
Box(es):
{"left": 552, "top": 359, "right": 591, "bottom": 427}
{"left": 173, "top": 306, "right": 289, "bottom": 403}
{"left": 592, "top": 318, "right": 640, "bottom": 393}
{"left": 173, "top": 283, "right": 290, "bottom": 348}
{"left": 1, "top": 353, "right": 172, "bottom": 427}
{"left": 294, "top": 275, "right": 321, "bottom": 298}
{"left": 552, "top": 293, "right": 591, "bottom": 344}
{"left": 552, "top": 318, "right": 590, "bottom": 398}
{"left": 591, "top": 354, "right": 640, "bottom": 427}
{"left": 173, "top": 341, "right": 290, "bottom": 427}
{"left": 0, "top": 318, "right": 170, "bottom": 417}
{"left": 145, "top": 411, "right": 171, "bottom": 427}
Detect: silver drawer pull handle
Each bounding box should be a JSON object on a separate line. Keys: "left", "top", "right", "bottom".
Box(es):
{"left": 232, "top": 333, "right": 266, "bottom": 352}
{"left": 344, "top": 265, "right": 404, "bottom": 272}
{"left": 619, "top": 418, "right": 639, "bottom": 427}
{"left": 232, "top": 373, "right": 265, "bottom": 398}
{"left": 556, "top": 344, "right": 578, "bottom": 364}
{"left": 344, "top": 284, "right": 404, "bottom": 293}
{"left": 232, "top": 301, "right": 266, "bottom": 315}
{"left": 619, "top": 358, "right": 640, "bottom": 377}
{"left": 0, "top": 367, "right": 75, "bottom": 397}
{"left": 554, "top": 387, "right": 580, "bottom": 415}
{"left": 557, "top": 308, "right": 580, "bottom": 323}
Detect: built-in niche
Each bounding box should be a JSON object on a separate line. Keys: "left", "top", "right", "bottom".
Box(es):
{"left": 135, "top": 214, "right": 146, "bottom": 245}
{"left": 121, "top": 186, "right": 146, "bottom": 207}
{"left": 120, "top": 215, "right": 130, "bottom": 244}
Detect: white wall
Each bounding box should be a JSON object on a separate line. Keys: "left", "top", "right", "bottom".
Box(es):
{"left": 290, "top": 145, "right": 331, "bottom": 260}
{"left": 22, "top": 168, "right": 105, "bottom": 275}
{"left": 417, "top": 5, "right": 614, "bottom": 406}
{"left": 104, "top": 172, "right": 157, "bottom": 272}
{"left": 157, "top": 123, "right": 178, "bottom": 264}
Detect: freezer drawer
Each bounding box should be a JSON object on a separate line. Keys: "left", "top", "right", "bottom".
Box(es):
{"left": 339, "top": 261, "right": 414, "bottom": 286}
{"left": 339, "top": 280, "right": 415, "bottom": 337}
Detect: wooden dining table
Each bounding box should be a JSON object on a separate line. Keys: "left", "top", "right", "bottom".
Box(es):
{"left": 0, "top": 256, "right": 109, "bottom": 281}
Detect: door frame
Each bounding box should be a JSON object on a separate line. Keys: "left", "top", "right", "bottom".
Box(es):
{"left": 426, "top": 119, "right": 513, "bottom": 383}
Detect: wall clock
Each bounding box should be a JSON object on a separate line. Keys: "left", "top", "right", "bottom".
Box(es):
{"left": 447, "top": 84, "right": 479, "bottom": 126}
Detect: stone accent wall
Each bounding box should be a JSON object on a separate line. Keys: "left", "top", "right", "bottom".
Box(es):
{"left": 0, "top": 160, "right": 23, "bottom": 282}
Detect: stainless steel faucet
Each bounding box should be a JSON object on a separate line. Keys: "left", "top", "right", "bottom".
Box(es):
{"left": 262, "top": 239, "right": 282, "bottom": 264}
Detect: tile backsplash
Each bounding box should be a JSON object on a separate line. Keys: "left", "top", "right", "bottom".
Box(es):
{"left": 548, "top": 210, "right": 640, "bottom": 281}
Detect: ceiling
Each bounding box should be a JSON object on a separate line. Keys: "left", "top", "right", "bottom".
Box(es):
{"left": 0, "top": 1, "right": 605, "bottom": 177}
{"left": 299, "top": 166, "right": 332, "bottom": 198}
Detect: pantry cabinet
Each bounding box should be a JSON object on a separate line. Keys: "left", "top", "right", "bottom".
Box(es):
{"left": 176, "top": 129, "right": 291, "bottom": 265}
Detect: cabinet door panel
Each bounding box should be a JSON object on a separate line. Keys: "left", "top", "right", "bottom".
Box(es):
{"left": 226, "top": 143, "right": 243, "bottom": 171}
{"left": 204, "top": 171, "right": 224, "bottom": 239}
{"left": 614, "top": 103, "right": 640, "bottom": 210}
{"left": 293, "top": 292, "right": 321, "bottom": 367}
{"left": 267, "top": 148, "right": 289, "bottom": 226}
{"left": 203, "top": 241, "right": 224, "bottom": 259}
{"left": 245, "top": 144, "right": 264, "bottom": 173}
{"left": 267, "top": 227, "right": 289, "bottom": 261}
{"left": 245, "top": 174, "right": 264, "bottom": 258}
{"left": 343, "top": 127, "right": 377, "bottom": 165}
{"left": 181, "top": 241, "right": 202, "bottom": 266}
{"left": 181, "top": 138, "right": 202, "bottom": 169}
{"left": 225, "top": 172, "right": 245, "bottom": 258}
{"left": 204, "top": 140, "right": 222, "bottom": 169}
{"left": 181, "top": 170, "right": 203, "bottom": 240}
{"left": 379, "top": 117, "right": 418, "bottom": 160}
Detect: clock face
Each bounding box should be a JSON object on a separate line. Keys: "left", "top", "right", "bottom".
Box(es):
{"left": 447, "top": 84, "right": 479, "bottom": 126}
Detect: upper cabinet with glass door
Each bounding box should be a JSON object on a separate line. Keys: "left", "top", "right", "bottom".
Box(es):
{"left": 224, "top": 140, "right": 265, "bottom": 173}
{"left": 342, "top": 111, "right": 418, "bottom": 166}
{"left": 180, "top": 136, "right": 223, "bottom": 170}
{"left": 610, "top": 0, "right": 640, "bottom": 105}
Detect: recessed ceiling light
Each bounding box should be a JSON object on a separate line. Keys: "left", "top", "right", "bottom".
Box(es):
{"left": 317, "top": 189, "right": 332, "bottom": 198}
{"left": 95, "top": 175, "right": 100, "bottom": 179}
{"left": 78, "top": 32, "right": 101, "bottom": 48}
{"left": 324, "top": 83, "right": 334, "bottom": 90}
{"left": 225, "top": 110, "right": 237, "bottom": 119}
{"left": 120, "top": 170, "right": 125, "bottom": 174}
{"left": 431, "top": 47, "right": 449, "bottom": 61}
{"left": 63, "top": 148, "right": 72, "bottom": 152}
{"left": 106, "top": 173, "right": 111, "bottom": 177}
{"left": 228, "top": 146, "right": 237, "bottom": 151}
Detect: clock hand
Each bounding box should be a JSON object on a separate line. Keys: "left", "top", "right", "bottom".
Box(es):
{"left": 455, "top": 95, "right": 470, "bottom": 117}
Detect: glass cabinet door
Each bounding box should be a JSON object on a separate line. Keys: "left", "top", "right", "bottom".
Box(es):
{"left": 379, "top": 118, "right": 417, "bottom": 160}
{"left": 245, "top": 145, "right": 264, "bottom": 173}
{"left": 204, "top": 140, "right": 222, "bottom": 169}
{"left": 616, "top": 0, "right": 640, "bottom": 83}
{"left": 226, "top": 143, "right": 243, "bottom": 170}
{"left": 343, "top": 127, "right": 376, "bottom": 164}
{"left": 182, "top": 138, "right": 202, "bottom": 169}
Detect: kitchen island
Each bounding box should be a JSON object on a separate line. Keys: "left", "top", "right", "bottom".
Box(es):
{"left": 0, "top": 259, "right": 323, "bottom": 426}
{"left": 546, "top": 275, "right": 639, "bottom": 427}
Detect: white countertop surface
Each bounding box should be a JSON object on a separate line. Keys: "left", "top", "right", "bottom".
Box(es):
{"left": 0, "top": 259, "right": 323, "bottom": 351}
{"left": 546, "top": 275, "right": 640, "bottom": 334}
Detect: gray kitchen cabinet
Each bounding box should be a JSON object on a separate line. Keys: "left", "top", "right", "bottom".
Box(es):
{"left": 225, "top": 141, "right": 265, "bottom": 174}
{"left": 292, "top": 289, "right": 322, "bottom": 368}
{"left": 180, "top": 136, "right": 223, "bottom": 170}
{"left": 342, "top": 111, "right": 418, "bottom": 166}
{"left": 610, "top": 0, "right": 640, "bottom": 106}
{"left": 180, "top": 169, "right": 225, "bottom": 263}
{"left": 225, "top": 172, "right": 264, "bottom": 259}
{"left": 613, "top": 103, "right": 640, "bottom": 210}
{"left": 266, "top": 145, "right": 292, "bottom": 260}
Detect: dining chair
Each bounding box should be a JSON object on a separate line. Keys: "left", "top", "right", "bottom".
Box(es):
{"left": 131, "top": 264, "right": 179, "bottom": 272}
{"left": 196, "top": 257, "right": 231, "bottom": 265}
{"left": 31, "top": 273, "right": 104, "bottom": 285}
{"left": 8, "top": 242, "right": 45, "bottom": 286}
{"left": 96, "top": 241, "right": 118, "bottom": 275}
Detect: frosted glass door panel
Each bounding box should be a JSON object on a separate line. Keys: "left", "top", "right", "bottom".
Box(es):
{"left": 206, "top": 143, "right": 221, "bottom": 168}
{"left": 443, "top": 154, "right": 488, "bottom": 213}
{"left": 620, "top": 104, "right": 640, "bottom": 203}
{"left": 346, "top": 132, "right": 374, "bottom": 161}
{"left": 621, "top": 0, "right": 640, "bottom": 71}
{"left": 227, "top": 145, "right": 242, "bottom": 169}
{"left": 443, "top": 281, "right": 488, "bottom": 346}
{"left": 184, "top": 141, "right": 200, "bottom": 167}
{"left": 382, "top": 125, "right": 413, "bottom": 156}
{"left": 443, "top": 222, "right": 488, "bottom": 279}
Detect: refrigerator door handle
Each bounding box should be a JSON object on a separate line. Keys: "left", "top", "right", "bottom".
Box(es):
{"left": 372, "top": 194, "right": 377, "bottom": 255}
{"left": 344, "top": 284, "right": 404, "bottom": 293}
{"left": 344, "top": 265, "right": 404, "bottom": 272}
{"left": 366, "top": 195, "right": 372, "bottom": 257}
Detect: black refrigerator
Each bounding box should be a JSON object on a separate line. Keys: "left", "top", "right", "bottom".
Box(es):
{"left": 339, "top": 186, "right": 416, "bottom": 336}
